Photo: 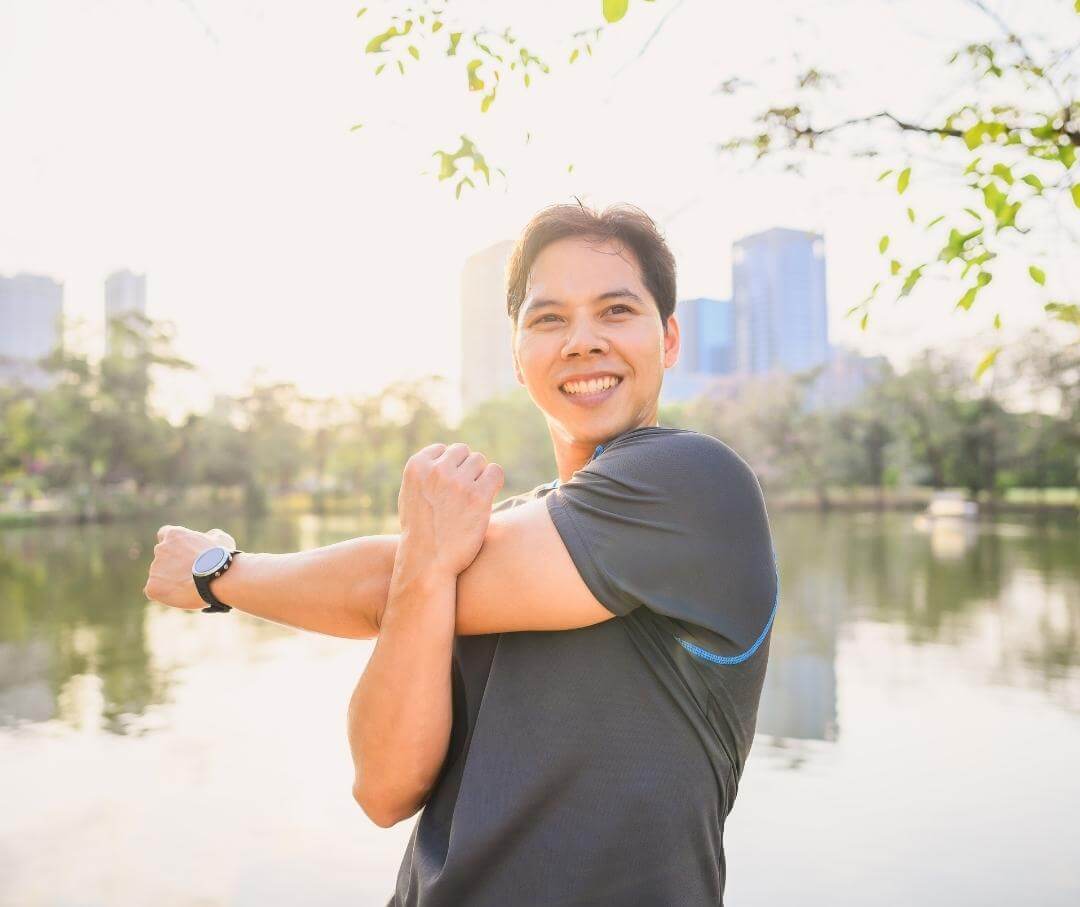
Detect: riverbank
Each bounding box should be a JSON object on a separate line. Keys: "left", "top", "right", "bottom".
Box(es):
{"left": 1, "top": 483, "right": 1076, "bottom": 529}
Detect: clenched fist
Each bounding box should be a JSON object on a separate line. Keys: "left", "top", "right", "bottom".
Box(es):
{"left": 397, "top": 442, "right": 504, "bottom": 577}
{"left": 144, "top": 525, "right": 237, "bottom": 611}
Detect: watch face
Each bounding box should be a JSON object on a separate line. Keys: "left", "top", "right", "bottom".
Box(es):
{"left": 193, "top": 546, "right": 229, "bottom": 576}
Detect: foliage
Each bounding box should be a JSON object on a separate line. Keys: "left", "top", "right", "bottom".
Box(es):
{"left": 353, "top": 0, "right": 656, "bottom": 197}
{"left": 1, "top": 314, "right": 1075, "bottom": 518}
{"left": 720, "top": 0, "right": 1080, "bottom": 339}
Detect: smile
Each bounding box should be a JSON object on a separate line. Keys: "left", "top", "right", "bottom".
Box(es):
{"left": 559, "top": 376, "right": 623, "bottom": 405}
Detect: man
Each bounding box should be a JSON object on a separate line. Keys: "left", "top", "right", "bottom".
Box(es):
{"left": 144, "top": 201, "right": 779, "bottom": 906}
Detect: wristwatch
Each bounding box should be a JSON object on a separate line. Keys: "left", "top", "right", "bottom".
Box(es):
{"left": 192, "top": 546, "right": 241, "bottom": 613}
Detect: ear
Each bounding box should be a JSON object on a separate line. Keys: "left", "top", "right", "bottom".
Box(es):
{"left": 662, "top": 313, "right": 680, "bottom": 369}
{"left": 512, "top": 332, "right": 525, "bottom": 385}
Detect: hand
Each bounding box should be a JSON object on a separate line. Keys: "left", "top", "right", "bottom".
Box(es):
{"left": 144, "top": 525, "right": 237, "bottom": 611}
{"left": 396, "top": 442, "right": 504, "bottom": 578}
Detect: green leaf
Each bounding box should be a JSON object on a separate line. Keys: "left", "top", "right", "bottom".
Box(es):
{"left": 467, "top": 59, "right": 484, "bottom": 91}
{"left": 569, "top": 48, "right": 580, "bottom": 64}
{"left": 408, "top": 45, "right": 420, "bottom": 60}
{"left": 365, "top": 21, "right": 412, "bottom": 54}
{"left": 1021, "top": 173, "right": 1044, "bottom": 192}
{"left": 993, "top": 313, "right": 1001, "bottom": 330}
{"left": 860, "top": 312, "right": 869, "bottom": 331}
{"left": 455, "top": 176, "right": 475, "bottom": 200}
{"left": 890, "top": 259, "right": 902, "bottom": 275}
{"left": 568, "top": 163, "right": 575, "bottom": 173}
{"left": 906, "top": 207, "right": 915, "bottom": 223}
{"left": 1072, "top": 184, "right": 1080, "bottom": 208}
{"left": 349, "top": 123, "right": 364, "bottom": 131}
{"left": 973, "top": 347, "right": 1001, "bottom": 381}
{"left": 374, "top": 62, "right": 386, "bottom": 75}
{"left": 876, "top": 169, "right": 893, "bottom": 182}
{"left": 447, "top": 32, "right": 462, "bottom": 56}
{"left": 480, "top": 89, "right": 496, "bottom": 112}
{"left": 899, "top": 266, "right": 924, "bottom": 297}
{"left": 1045, "top": 301, "right": 1080, "bottom": 326}
{"left": 1029, "top": 265, "right": 1046, "bottom": 286}
{"left": 1062, "top": 145, "right": 1077, "bottom": 169}
{"left": 878, "top": 235, "right": 890, "bottom": 254}
{"left": 896, "top": 167, "right": 911, "bottom": 194}
{"left": 991, "top": 163, "right": 1013, "bottom": 185}
{"left": 956, "top": 287, "right": 978, "bottom": 310}
{"left": 356, "top": 6, "right": 367, "bottom": 17}
{"left": 926, "top": 215, "right": 945, "bottom": 229}
{"left": 397, "top": 60, "right": 405, "bottom": 75}
{"left": 982, "top": 182, "right": 1006, "bottom": 215}
{"left": 603, "top": 0, "right": 630, "bottom": 23}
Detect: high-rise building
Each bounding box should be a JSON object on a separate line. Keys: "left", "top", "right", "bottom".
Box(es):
{"left": 662, "top": 297, "right": 737, "bottom": 403}
{"left": 732, "top": 228, "right": 828, "bottom": 376}
{"left": 460, "top": 240, "right": 518, "bottom": 413}
{"left": 104, "top": 269, "right": 147, "bottom": 356}
{"left": 0, "top": 273, "right": 64, "bottom": 390}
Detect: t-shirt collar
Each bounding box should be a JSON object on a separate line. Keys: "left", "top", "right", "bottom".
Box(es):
{"left": 549, "top": 426, "right": 664, "bottom": 489}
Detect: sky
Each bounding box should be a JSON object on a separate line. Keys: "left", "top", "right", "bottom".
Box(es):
{"left": 2, "top": 0, "right": 1076, "bottom": 424}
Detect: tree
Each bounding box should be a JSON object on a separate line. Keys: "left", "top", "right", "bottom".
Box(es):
{"left": 355, "top": 0, "right": 1079, "bottom": 346}
{"left": 711, "top": 1, "right": 1079, "bottom": 347}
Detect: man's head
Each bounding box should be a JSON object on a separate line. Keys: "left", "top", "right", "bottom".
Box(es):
{"left": 505, "top": 201, "right": 680, "bottom": 449}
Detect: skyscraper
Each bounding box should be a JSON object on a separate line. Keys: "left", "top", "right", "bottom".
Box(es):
{"left": 732, "top": 228, "right": 828, "bottom": 376}
{"left": 662, "top": 297, "right": 738, "bottom": 403}
{"left": 0, "top": 273, "right": 64, "bottom": 390}
{"left": 460, "top": 240, "right": 518, "bottom": 413}
{"left": 104, "top": 269, "right": 147, "bottom": 356}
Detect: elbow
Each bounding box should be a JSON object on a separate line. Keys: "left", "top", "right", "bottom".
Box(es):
{"left": 352, "top": 782, "right": 422, "bottom": 829}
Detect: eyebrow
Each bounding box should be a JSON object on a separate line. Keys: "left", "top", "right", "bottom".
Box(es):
{"left": 522, "top": 288, "right": 643, "bottom": 317}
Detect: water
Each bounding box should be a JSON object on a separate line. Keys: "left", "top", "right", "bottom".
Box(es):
{"left": 1, "top": 511, "right": 1077, "bottom": 906}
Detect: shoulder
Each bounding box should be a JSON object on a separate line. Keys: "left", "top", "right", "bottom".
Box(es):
{"left": 592, "top": 427, "right": 762, "bottom": 497}
{"left": 492, "top": 481, "right": 553, "bottom": 515}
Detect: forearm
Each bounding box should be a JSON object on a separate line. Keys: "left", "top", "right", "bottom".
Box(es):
{"left": 347, "top": 550, "right": 456, "bottom": 827}
{"left": 213, "top": 535, "right": 398, "bottom": 639}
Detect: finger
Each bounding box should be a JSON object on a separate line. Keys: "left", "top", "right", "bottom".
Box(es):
{"left": 417, "top": 443, "right": 448, "bottom": 460}
{"left": 156, "top": 525, "right": 175, "bottom": 542}
{"left": 461, "top": 451, "right": 488, "bottom": 482}
{"left": 477, "top": 463, "right": 505, "bottom": 495}
{"left": 434, "top": 442, "right": 471, "bottom": 469}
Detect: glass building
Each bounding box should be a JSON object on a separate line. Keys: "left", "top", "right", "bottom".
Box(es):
{"left": 732, "top": 228, "right": 828, "bottom": 375}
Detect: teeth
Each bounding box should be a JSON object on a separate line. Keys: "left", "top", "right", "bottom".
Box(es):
{"left": 561, "top": 376, "right": 621, "bottom": 395}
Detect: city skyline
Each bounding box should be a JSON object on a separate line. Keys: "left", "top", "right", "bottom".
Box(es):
{"left": 3, "top": 1, "right": 1073, "bottom": 426}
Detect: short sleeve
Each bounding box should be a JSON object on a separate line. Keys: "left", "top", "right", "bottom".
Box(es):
{"left": 545, "top": 428, "right": 777, "bottom": 651}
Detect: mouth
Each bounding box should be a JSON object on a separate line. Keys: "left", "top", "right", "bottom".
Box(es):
{"left": 558, "top": 375, "right": 624, "bottom": 405}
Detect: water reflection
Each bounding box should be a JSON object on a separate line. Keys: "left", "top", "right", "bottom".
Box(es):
{"left": 0, "top": 511, "right": 387, "bottom": 731}
{"left": 1, "top": 511, "right": 1078, "bottom": 905}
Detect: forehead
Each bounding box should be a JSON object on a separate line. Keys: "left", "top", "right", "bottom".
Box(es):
{"left": 525, "top": 235, "right": 645, "bottom": 298}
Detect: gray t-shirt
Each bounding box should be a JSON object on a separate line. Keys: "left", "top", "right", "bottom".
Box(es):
{"left": 387, "top": 425, "right": 779, "bottom": 906}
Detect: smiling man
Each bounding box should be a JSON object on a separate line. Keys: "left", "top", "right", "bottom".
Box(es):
{"left": 144, "top": 201, "right": 779, "bottom": 906}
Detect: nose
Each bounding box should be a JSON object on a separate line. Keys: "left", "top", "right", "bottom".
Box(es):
{"left": 561, "top": 316, "right": 609, "bottom": 359}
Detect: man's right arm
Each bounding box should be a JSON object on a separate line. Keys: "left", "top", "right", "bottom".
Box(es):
{"left": 144, "top": 525, "right": 398, "bottom": 639}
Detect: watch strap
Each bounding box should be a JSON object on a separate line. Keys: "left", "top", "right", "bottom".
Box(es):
{"left": 195, "top": 548, "right": 241, "bottom": 613}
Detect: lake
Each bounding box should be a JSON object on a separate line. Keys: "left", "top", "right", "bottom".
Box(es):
{"left": 1, "top": 510, "right": 1077, "bottom": 906}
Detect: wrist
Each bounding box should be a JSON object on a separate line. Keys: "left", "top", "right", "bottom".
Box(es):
{"left": 209, "top": 550, "right": 263, "bottom": 610}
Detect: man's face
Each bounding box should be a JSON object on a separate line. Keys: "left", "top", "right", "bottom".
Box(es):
{"left": 512, "top": 234, "right": 680, "bottom": 446}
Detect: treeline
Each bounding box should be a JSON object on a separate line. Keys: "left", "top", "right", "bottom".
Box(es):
{"left": 0, "top": 314, "right": 1076, "bottom": 520}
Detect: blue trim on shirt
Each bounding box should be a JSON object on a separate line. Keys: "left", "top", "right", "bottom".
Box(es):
{"left": 673, "top": 554, "right": 781, "bottom": 666}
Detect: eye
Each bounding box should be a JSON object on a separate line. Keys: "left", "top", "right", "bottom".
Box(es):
{"left": 607, "top": 303, "right": 633, "bottom": 315}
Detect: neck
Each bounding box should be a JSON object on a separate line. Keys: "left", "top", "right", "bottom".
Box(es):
{"left": 550, "top": 413, "right": 660, "bottom": 484}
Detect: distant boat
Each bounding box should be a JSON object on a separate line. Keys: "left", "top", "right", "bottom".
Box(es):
{"left": 924, "top": 491, "right": 979, "bottom": 520}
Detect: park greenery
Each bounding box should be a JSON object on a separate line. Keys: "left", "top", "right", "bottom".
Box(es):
{"left": 353, "top": 0, "right": 1080, "bottom": 348}
{"left": 0, "top": 312, "right": 1075, "bottom": 524}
